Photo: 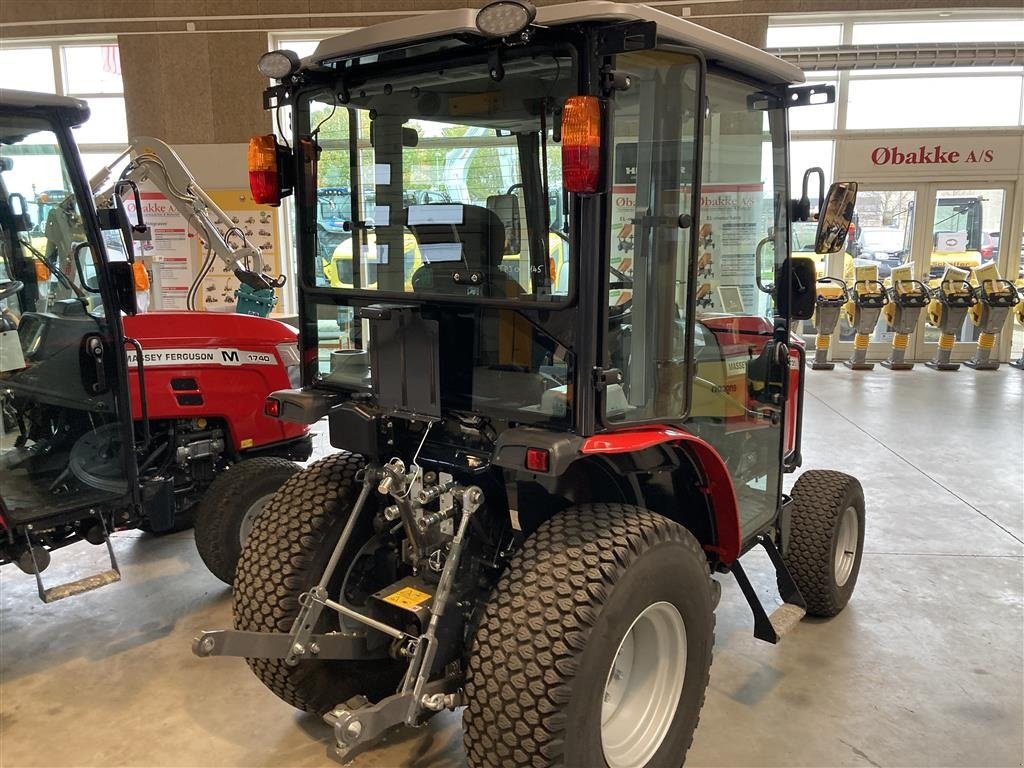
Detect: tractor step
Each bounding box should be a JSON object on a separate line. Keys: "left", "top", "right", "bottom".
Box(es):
{"left": 28, "top": 520, "right": 121, "bottom": 603}
{"left": 767, "top": 602, "right": 807, "bottom": 637}
{"left": 731, "top": 534, "right": 807, "bottom": 644}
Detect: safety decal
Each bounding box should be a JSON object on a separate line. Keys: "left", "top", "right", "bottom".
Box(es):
{"left": 125, "top": 347, "right": 277, "bottom": 367}
{"left": 382, "top": 587, "right": 433, "bottom": 609}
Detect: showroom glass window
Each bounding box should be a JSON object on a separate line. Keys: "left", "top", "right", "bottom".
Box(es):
{"left": 0, "top": 41, "right": 127, "bottom": 176}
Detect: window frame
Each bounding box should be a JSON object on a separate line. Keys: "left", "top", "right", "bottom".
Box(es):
{"left": 0, "top": 37, "right": 127, "bottom": 156}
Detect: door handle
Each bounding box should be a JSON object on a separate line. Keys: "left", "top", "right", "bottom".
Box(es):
{"left": 85, "top": 335, "right": 107, "bottom": 394}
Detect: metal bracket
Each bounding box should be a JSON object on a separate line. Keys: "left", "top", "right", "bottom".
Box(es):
{"left": 593, "top": 366, "right": 623, "bottom": 390}
{"left": 731, "top": 535, "right": 807, "bottom": 644}
{"left": 285, "top": 468, "right": 380, "bottom": 665}
{"left": 324, "top": 486, "right": 483, "bottom": 763}
{"left": 596, "top": 20, "right": 657, "bottom": 55}
{"left": 749, "top": 84, "right": 836, "bottom": 111}
{"left": 191, "top": 629, "right": 389, "bottom": 660}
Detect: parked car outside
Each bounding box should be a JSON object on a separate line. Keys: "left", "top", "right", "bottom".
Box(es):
{"left": 856, "top": 226, "right": 906, "bottom": 271}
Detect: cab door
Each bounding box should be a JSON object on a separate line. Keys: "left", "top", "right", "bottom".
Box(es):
{"left": 0, "top": 104, "right": 136, "bottom": 531}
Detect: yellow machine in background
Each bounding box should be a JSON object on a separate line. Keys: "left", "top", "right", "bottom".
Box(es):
{"left": 809, "top": 277, "right": 847, "bottom": 370}
{"left": 843, "top": 264, "right": 889, "bottom": 370}
{"left": 1011, "top": 284, "right": 1024, "bottom": 370}
{"left": 924, "top": 266, "right": 977, "bottom": 371}
{"left": 880, "top": 262, "right": 930, "bottom": 370}
{"left": 964, "top": 262, "right": 1020, "bottom": 370}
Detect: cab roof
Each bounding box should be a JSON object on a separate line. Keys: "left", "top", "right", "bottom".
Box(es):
{"left": 0, "top": 89, "right": 91, "bottom": 126}
{"left": 306, "top": 1, "right": 803, "bottom": 86}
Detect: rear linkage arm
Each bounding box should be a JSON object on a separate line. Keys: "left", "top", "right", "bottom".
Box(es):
{"left": 191, "top": 461, "right": 485, "bottom": 763}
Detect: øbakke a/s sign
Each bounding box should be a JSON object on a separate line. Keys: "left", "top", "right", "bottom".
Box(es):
{"left": 841, "top": 135, "right": 1022, "bottom": 179}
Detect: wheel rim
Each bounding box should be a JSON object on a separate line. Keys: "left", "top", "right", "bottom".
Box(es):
{"left": 834, "top": 505, "right": 859, "bottom": 587}
{"left": 238, "top": 493, "right": 274, "bottom": 547}
{"left": 601, "top": 601, "right": 687, "bottom": 768}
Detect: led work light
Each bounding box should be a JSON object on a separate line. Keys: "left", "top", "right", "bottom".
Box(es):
{"left": 257, "top": 49, "right": 300, "bottom": 80}
{"left": 475, "top": 0, "right": 537, "bottom": 39}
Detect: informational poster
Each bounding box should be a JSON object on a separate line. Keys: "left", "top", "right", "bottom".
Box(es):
{"left": 611, "top": 144, "right": 763, "bottom": 316}
{"left": 196, "top": 190, "right": 281, "bottom": 312}
{"left": 122, "top": 188, "right": 196, "bottom": 310}
{"left": 694, "top": 183, "right": 764, "bottom": 315}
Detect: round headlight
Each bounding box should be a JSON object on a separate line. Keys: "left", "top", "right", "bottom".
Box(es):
{"left": 258, "top": 50, "right": 301, "bottom": 80}
{"left": 475, "top": 0, "right": 537, "bottom": 39}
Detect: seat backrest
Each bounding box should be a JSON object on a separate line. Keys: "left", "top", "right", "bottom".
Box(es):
{"left": 408, "top": 204, "right": 506, "bottom": 294}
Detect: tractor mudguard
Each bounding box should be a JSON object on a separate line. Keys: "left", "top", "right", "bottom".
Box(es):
{"left": 494, "top": 425, "right": 741, "bottom": 565}
{"left": 580, "top": 427, "right": 741, "bottom": 564}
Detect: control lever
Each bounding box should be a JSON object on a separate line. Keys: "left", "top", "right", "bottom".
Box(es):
{"left": 85, "top": 335, "right": 107, "bottom": 394}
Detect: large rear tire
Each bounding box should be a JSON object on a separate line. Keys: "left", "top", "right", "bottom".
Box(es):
{"left": 232, "top": 452, "right": 405, "bottom": 714}
{"left": 463, "top": 504, "right": 715, "bottom": 768}
{"left": 784, "top": 469, "right": 865, "bottom": 617}
{"left": 193, "top": 456, "right": 300, "bottom": 585}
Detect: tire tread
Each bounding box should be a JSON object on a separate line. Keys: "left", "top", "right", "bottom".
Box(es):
{"left": 462, "top": 503, "right": 714, "bottom": 768}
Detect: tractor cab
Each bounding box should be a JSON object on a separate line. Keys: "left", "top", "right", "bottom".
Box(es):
{"left": 0, "top": 92, "right": 138, "bottom": 593}
{"left": 198, "top": 3, "right": 863, "bottom": 764}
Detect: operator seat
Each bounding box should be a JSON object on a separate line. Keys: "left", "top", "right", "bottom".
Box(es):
{"left": 408, "top": 204, "right": 522, "bottom": 299}
{"left": 407, "top": 203, "right": 534, "bottom": 378}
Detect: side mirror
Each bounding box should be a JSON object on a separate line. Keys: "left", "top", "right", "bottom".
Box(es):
{"left": 73, "top": 242, "right": 102, "bottom": 293}
{"left": 815, "top": 181, "right": 859, "bottom": 255}
{"left": 778, "top": 256, "right": 817, "bottom": 320}
{"left": 486, "top": 193, "right": 522, "bottom": 255}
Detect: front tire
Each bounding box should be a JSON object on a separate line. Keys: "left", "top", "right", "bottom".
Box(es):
{"left": 784, "top": 469, "right": 865, "bottom": 617}
{"left": 193, "top": 456, "right": 300, "bottom": 585}
{"left": 463, "top": 504, "right": 715, "bottom": 768}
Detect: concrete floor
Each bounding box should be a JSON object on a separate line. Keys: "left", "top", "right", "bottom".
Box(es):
{"left": 1, "top": 367, "right": 1022, "bottom": 767}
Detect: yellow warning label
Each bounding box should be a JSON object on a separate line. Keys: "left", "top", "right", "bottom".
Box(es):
{"left": 383, "top": 587, "right": 432, "bottom": 609}
{"left": 240, "top": 438, "right": 254, "bottom": 449}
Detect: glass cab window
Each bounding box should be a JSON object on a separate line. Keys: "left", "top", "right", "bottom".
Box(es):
{"left": 302, "top": 51, "right": 572, "bottom": 303}
{"left": 298, "top": 47, "right": 577, "bottom": 427}
{"left": 604, "top": 50, "right": 702, "bottom": 422}
{"left": 1, "top": 116, "right": 129, "bottom": 521}
{"left": 606, "top": 56, "right": 791, "bottom": 538}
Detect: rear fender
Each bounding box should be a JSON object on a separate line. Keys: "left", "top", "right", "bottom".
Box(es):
{"left": 495, "top": 426, "right": 742, "bottom": 565}
{"left": 581, "top": 428, "right": 741, "bottom": 564}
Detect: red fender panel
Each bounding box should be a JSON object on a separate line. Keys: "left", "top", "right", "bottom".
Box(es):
{"left": 581, "top": 426, "right": 741, "bottom": 564}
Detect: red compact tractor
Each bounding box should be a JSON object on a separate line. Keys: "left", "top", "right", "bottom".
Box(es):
{"left": 0, "top": 91, "right": 312, "bottom": 600}
{"left": 193, "top": 2, "right": 865, "bottom": 765}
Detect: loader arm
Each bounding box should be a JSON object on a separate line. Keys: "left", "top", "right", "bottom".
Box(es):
{"left": 92, "top": 137, "right": 278, "bottom": 288}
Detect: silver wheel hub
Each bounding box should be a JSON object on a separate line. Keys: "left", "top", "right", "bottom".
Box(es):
{"left": 238, "top": 494, "right": 274, "bottom": 547}
{"left": 601, "top": 601, "right": 687, "bottom": 768}
{"left": 834, "top": 505, "right": 859, "bottom": 587}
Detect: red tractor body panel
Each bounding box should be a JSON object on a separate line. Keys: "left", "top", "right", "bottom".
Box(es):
{"left": 122, "top": 312, "right": 308, "bottom": 452}
{"left": 582, "top": 426, "right": 742, "bottom": 564}
{"left": 581, "top": 317, "right": 807, "bottom": 565}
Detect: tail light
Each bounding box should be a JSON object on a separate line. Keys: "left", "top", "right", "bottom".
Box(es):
{"left": 249, "top": 135, "right": 283, "bottom": 205}
{"left": 561, "top": 96, "right": 602, "bottom": 194}
{"left": 275, "top": 342, "right": 302, "bottom": 388}
{"left": 264, "top": 397, "right": 281, "bottom": 418}
{"left": 525, "top": 447, "right": 550, "bottom": 473}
